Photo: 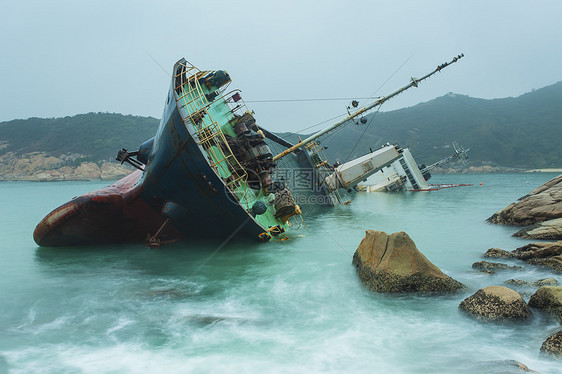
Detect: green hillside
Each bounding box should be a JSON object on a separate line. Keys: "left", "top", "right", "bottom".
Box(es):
{"left": 0, "top": 113, "right": 158, "bottom": 161}
{"left": 300, "top": 81, "right": 562, "bottom": 168}
{"left": 0, "top": 81, "right": 560, "bottom": 168}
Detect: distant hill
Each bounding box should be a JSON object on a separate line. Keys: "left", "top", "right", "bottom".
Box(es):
{"left": 0, "top": 82, "right": 561, "bottom": 169}
{"left": 295, "top": 81, "right": 562, "bottom": 168}
{"left": 0, "top": 113, "right": 158, "bottom": 162}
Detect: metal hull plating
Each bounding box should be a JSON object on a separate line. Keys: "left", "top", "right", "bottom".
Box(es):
{"left": 33, "top": 55, "right": 462, "bottom": 247}
{"left": 34, "top": 99, "right": 268, "bottom": 247}
{"left": 138, "top": 98, "right": 266, "bottom": 240}
{"left": 33, "top": 171, "right": 181, "bottom": 246}
{"left": 34, "top": 59, "right": 290, "bottom": 247}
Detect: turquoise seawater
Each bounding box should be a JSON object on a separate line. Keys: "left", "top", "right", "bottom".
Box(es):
{"left": 1, "top": 173, "right": 560, "bottom": 373}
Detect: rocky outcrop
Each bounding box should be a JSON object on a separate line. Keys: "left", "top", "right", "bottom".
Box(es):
{"left": 459, "top": 286, "right": 532, "bottom": 321}
{"left": 505, "top": 278, "right": 559, "bottom": 287}
{"left": 352, "top": 230, "right": 465, "bottom": 293}
{"left": 472, "top": 261, "right": 523, "bottom": 272}
{"left": 488, "top": 174, "right": 562, "bottom": 229}
{"left": 484, "top": 248, "right": 516, "bottom": 258}
{"left": 74, "top": 162, "right": 102, "bottom": 179}
{"left": 528, "top": 286, "right": 562, "bottom": 322}
{"left": 526, "top": 256, "right": 562, "bottom": 273}
{"left": 483, "top": 242, "right": 562, "bottom": 273}
{"left": 514, "top": 218, "right": 562, "bottom": 240}
{"left": 535, "top": 278, "right": 560, "bottom": 286}
{"left": 515, "top": 242, "right": 562, "bottom": 273}
{"left": 514, "top": 242, "right": 562, "bottom": 260}
{"left": 100, "top": 162, "right": 131, "bottom": 180}
{"left": 504, "top": 279, "right": 531, "bottom": 287}
{"left": 540, "top": 330, "right": 562, "bottom": 358}
{"left": 432, "top": 164, "right": 525, "bottom": 174}
{"left": 0, "top": 151, "right": 132, "bottom": 181}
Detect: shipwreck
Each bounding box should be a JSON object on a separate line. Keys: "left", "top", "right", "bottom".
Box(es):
{"left": 34, "top": 54, "right": 464, "bottom": 247}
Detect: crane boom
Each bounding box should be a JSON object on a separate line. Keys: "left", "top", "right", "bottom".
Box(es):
{"left": 272, "top": 53, "right": 464, "bottom": 161}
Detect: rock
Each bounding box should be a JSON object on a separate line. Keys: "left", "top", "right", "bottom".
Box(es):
{"left": 528, "top": 286, "right": 562, "bottom": 322}
{"left": 74, "top": 162, "right": 102, "bottom": 179}
{"left": 34, "top": 170, "right": 64, "bottom": 182}
{"left": 534, "top": 278, "right": 559, "bottom": 287}
{"left": 464, "top": 165, "right": 500, "bottom": 173}
{"left": 513, "top": 241, "right": 562, "bottom": 260}
{"left": 10, "top": 152, "right": 63, "bottom": 175}
{"left": 0, "top": 151, "right": 132, "bottom": 181}
{"left": 12, "top": 157, "right": 32, "bottom": 175}
{"left": 540, "top": 330, "right": 562, "bottom": 358}
{"left": 505, "top": 279, "right": 531, "bottom": 287}
{"left": 504, "top": 278, "right": 559, "bottom": 287}
{"left": 432, "top": 163, "right": 524, "bottom": 174}
{"left": 459, "top": 286, "right": 532, "bottom": 321}
{"left": 352, "top": 230, "right": 465, "bottom": 293}
{"left": 480, "top": 270, "right": 496, "bottom": 275}
{"left": 472, "top": 261, "right": 523, "bottom": 271}
{"left": 99, "top": 162, "right": 131, "bottom": 180}
{"left": 526, "top": 256, "right": 562, "bottom": 273}
{"left": 484, "top": 248, "right": 516, "bottom": 258}
{"left": 488, "top": 174, "right": 562, "bottom": 226}
{"left": 514, "top": 218, "right": 562, "bottom": 240}
{"left": 39, "top": 155, "right": 64, "bottom": 170}
{"left": 482, "top": 241, "right": 562, "bottom": 273}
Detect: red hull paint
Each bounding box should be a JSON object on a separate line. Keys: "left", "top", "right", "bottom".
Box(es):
{"left": 33, "top": 171, "right": 181, "bottom": 247}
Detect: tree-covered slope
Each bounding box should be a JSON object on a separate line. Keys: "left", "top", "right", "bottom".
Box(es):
{"left": 306, "top": 81, "right": 562, "bottom": 168}
{"left": 0, "top": 113, "right": 159, "bottom": 161}
{"left": 1, "top": 81, "right": 560, "bottom": 169}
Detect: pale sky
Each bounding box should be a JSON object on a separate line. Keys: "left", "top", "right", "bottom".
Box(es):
{"left": 1, "top": 0, "right": 561, "bottom": 133}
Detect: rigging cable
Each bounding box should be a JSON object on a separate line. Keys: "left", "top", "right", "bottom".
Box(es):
{"left": 281, "top": 54, "right": 415, "bottom": 148}
{"left": 245, "top": 97, "right": 370, "bottom": 103}
{"left": 321, "top": 118, "right": 353, "bottom": 145}
{"left": 343, "top": 104, "right": 384, "bottom": 163}
{"left": 290, "top": 112, "right": 350, "bottom": 137}
{"left": 146, "top": 51, "right": 171, "bottom": 77}
{"left": 359, "top": 53, "right": 415, "bottom": 106}
{"left": 339, "top": 54, "right": 415, "bottom": 162}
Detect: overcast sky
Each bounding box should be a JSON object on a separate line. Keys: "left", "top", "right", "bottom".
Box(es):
{"left": 2, "top": 0, "right": 561, "bottom": 133}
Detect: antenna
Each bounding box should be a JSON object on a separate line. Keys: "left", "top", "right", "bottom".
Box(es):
{"left": 421, "top": 141, "right": 470, "bottom": 173}
{"left": 452, "top": 141, "right": 470, "bottom": 166}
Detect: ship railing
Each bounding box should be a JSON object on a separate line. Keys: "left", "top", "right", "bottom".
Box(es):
{"left": 332, "top": 186, "right": 349, "bottom": 205}
{"left": 283, "top": 188, "right": 306, "bottom": 230}
{"left": 173, "top": 61, "right": 253, "bottom": 211}
{"left": 302, "top": 141, "right": 348, "bottom": 204}
{"left": 304, "top": 141, "right": 331, "bottom": 170}
{"left": 222, "top": 89, "right": 253, "bottom": 118}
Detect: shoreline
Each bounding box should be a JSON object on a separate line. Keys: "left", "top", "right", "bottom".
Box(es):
{"left": 526, "top": 168, "right": 562, "bottom": 173}
{"left": 1, "top": 169, "right": 560, "bottom": 182}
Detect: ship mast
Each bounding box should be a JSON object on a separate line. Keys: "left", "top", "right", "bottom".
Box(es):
{"left": 272, "top": 54, "right": 464, "bottom": 161}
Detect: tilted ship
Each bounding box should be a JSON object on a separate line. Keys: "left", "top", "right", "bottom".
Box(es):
{"left": 33, "top": 54, "right": 463, "bottom": 247}
{"left": 257, "top": 54, "right": 465, "bottom": 207}
{"left": 361, "top": 142, "right": 470, "bottom": 192}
